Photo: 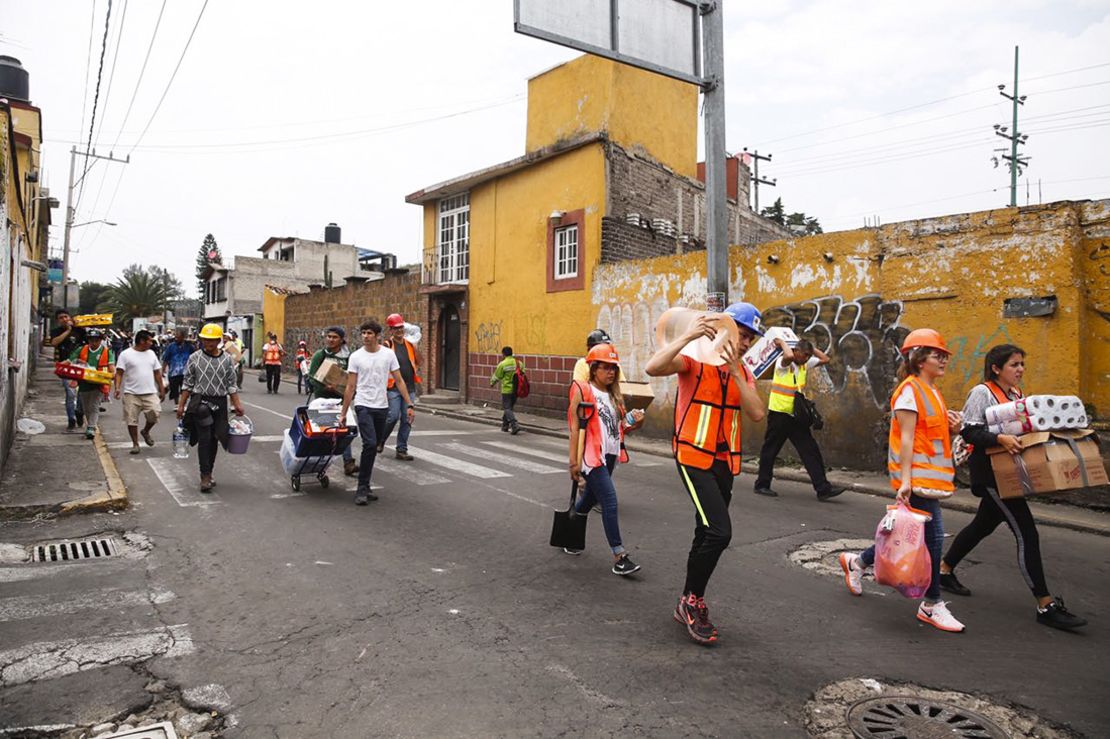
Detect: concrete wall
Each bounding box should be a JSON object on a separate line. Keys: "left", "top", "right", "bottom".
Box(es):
{"left": 591, "top": 199, "right": 1110, "bottom": 469}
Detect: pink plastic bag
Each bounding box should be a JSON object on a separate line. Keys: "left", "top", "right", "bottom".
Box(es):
{"left": 873, "top": 500, "right": 933, "bottom": 599}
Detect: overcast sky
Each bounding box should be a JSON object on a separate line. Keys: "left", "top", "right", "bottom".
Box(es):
{"left": 3, "top": 1, "right": 1108, "bottom": 294}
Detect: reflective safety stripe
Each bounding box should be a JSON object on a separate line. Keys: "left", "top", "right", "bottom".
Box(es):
{"left": 890, "top": 450, "right": 954, "bottom": 468}
{"left": 679, "top": 464, "right": 709, "bottom": 527}
{"left": 729, "top": 413, "right": 739, "bottom": 452}
{"left": 933, "top": 439, "right": 945, "bottom": 455}
{"left": 910, "top": 379, "right": 937, "bottom": 417}
{"left": 693, "top": 404, "right": 712, "bottom": 449}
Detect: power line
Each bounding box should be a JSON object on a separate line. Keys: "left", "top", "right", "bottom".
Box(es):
{"left": 127, "top": 0, "right": 210, "bottom": 154}
{"left": 81, "top": 0, "right": 113, "bottom": 182}
{"left": 74, "top": 0, "right": 99, "bottom": 210}
{"left": 110, "top": 0, "right": 168, "bottom": 151}
{"left": 93, "top": 0, "right": 129, "bottom": 147}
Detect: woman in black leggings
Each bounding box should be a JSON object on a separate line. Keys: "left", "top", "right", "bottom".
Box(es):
{"left": 940, "top": 344, "right": 1087, "bottom": 631}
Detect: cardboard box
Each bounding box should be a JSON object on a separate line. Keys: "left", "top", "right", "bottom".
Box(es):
{"left": 313, "top": 358, "right": 348, "bottom": 389}
{"left": 621, "top": 381, "right": 655, "bottom": 411}
{"left": 988, "top": 429, "right": 1108, "bottom": 499}
{"left": 742, "top": 326, "right": 799, "bottom": 379}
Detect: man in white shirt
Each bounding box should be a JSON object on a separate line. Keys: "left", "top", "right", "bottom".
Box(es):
{"left": 114, "top": 330, "right": 166, "bottom": 455}
{"left": 340, "top": 319, "right": 415, "bottom": 505}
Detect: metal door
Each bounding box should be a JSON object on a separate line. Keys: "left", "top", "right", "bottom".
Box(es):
{"left": 440, "top": 304, "right": 460, "bottom": 390}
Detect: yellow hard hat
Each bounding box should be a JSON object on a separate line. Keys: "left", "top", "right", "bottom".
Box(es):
{"left": 198, "top": 323, "right": 223, "bottom": 340}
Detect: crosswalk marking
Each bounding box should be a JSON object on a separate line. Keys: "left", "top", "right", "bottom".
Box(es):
{"left": 0, "top": 624, "right": 194, "bottom": 688}
{"left": 373, "top": 456, "right": 451, "bottom": 485}
{"left": 441, "top": 442, "right": 562, "bottom": 474}
{"left": 402, "top": 446, "right": 511, "bottom": 479}
{"left": 147, "top": 459, "right": 219, "bottom": 507}
{"left": 0, "top": 588, "right": 174, "bottom": 622}
{"left": 481, "top": 440, "right": 566, "bottom": 463}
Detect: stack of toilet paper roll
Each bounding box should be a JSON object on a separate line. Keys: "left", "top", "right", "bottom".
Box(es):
{"left": 985, "top": 395, "right": 1088, "bottom": 434}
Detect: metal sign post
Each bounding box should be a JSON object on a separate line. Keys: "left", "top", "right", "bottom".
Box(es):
{"left": 515, "top": 0, "right": 730, "bottom": 305}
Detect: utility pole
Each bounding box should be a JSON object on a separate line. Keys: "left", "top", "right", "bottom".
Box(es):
{"left": 62, "top": 145, "right": 129, "bottom": 310}
{"left": 995, "top": 45, "right": 1028, "bottom": 207}
{"left": 701, "top": 3, "right": 728, "bottom": 310}
{"left": 744, "top": 148, "right": 776, "bottom": 214}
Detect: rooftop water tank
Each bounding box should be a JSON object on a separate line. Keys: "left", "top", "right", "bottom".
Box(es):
{"left": 324, "top": 223, "right": 341, "bottom": 244}
{"left": 0, "top": 56, "right": 30, "bottom": 102}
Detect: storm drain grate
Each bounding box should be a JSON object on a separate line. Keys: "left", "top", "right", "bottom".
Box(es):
{"left": 846, "top": 695, "right": 1008, "bottom": 739}
{"left": 31, "top": 537, "right": 118, "bottom": 563}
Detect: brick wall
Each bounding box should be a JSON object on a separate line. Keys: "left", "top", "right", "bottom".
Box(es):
{"left": 468, "top": 352, "right": 577, "bottom": 417}
{"left": 283, "top": 272, "right": 422, "bottom": 371}
{"left": 602, "top": 143, "right": 789, "bottom": 264}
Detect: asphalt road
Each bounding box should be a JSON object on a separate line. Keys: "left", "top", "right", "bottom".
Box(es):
{"left": 2, "top": 383, "right": 1108, "bottom": 737}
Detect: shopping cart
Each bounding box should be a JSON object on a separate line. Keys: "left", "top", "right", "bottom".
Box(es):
{"left": 280, "top": 405, "right": 357, "bottom": 492}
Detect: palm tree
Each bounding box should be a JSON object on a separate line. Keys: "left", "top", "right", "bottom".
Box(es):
{"left": 99, "top": 268, "right": 170, "bottom": 323}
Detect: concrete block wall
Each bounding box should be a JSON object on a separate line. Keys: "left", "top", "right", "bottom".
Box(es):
{"left": 468, "top": 352, "right": 577, "bottom": 416}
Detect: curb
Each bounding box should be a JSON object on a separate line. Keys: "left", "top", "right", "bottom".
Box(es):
{"left": 423, "top": 405, "right": 1110, "bottom": 538}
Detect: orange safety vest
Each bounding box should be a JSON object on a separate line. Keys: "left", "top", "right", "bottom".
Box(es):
{"left": 984, "top": 380, "right": 1018, "bottom": 404}
{"left": 567, "top": 380, "right": 629, "bottom": 469}
{"left": 386, "top": 338, "right": 422, "bottom": 389}
{"left": 79, "top": 344, "right": 111, "bottom": 369}
{"left": 888, "top": 375, "right": 955, "bottom": 493}
{"left": 672, "top": 359, "right": 745, "bottom": 474}
{"left": 263, "top": 343, "right": 283, "bottom": 364}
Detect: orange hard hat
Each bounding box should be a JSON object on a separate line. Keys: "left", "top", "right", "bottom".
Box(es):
{"left": 901, "top": 328, "right": 949, "bottom": 355}
{"left": 386, "top": 313, "right": 404, "bottom": 327}
{"left": 586, "top": 343, "right": 620, "bottom": 366}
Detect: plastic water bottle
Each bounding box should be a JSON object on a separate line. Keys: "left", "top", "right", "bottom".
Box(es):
{"left": 172, "top": 424, "right": 189, "bottom": 459}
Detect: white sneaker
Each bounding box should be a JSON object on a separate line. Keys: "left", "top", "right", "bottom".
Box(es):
{"left": 838, "top": 552, "right": 863, "bottom": 596}
{"left": 917, "top": 600, "right": 965, "bottom": 632}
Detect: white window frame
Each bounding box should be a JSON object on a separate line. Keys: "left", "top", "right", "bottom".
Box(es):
{"left": 437, "top": 193, "right": 470, "bottom": 284}
{"left": 553, "top": 223, "right": 579, "bottom": 280}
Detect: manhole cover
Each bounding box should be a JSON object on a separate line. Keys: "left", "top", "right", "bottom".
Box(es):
{"left": 847, "top": 695, "right": 1008, "bottom": 739}
{"left": 31, "top": 536, "right": 118, "bottom": 562}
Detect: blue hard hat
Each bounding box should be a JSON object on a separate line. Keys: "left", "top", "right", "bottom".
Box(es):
{"left": 723, "top": 302, "right": 764, "bottom": 336}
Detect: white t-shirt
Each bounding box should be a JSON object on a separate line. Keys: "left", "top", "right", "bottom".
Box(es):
{"left": 584, "top": 389, "right": 622, "bottom": 472}
{"left": 347, "top": 346, "right": 399, "bottom": 409}
{"left": 893, "top": 382, "right": 948, "bottom": 415}
{"left": 116, "top": 348, "right": 161, "bottom": 395}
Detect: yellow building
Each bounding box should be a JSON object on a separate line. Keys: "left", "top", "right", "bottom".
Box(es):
{"left": 406, "top": 55, "right": 785, "bottom": 410}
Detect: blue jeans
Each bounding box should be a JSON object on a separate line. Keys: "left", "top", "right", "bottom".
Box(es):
{"left": 354, "top": 406, "right": 388, "bottom": 491}
{"left": 62, "top": 380, "right": 78, "bottom": 423}
{"left": 382, "top": 387, "right": 411, "bottom": 453}
{"left": 574, "top": 454, "right": 625, "bottom": 555}
{"left": 861, "top": 495, "right": 943, "bottom": 601}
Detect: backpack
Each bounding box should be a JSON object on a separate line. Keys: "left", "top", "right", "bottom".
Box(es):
{"left": 511, "top": 362, "right": 530, "bottom": 398}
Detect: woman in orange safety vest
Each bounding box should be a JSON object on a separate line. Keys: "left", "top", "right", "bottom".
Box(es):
{"left": 839, "top": 328, "right": 967, "bottom": 633}
{"left": 564, "top": 344, "right": 645, "bottom": 576}
{"left": 262, "top": 333, "right": 285, "bottom": 394}
{"left": 645, "top": 303, "right": 767, "bottom": 646}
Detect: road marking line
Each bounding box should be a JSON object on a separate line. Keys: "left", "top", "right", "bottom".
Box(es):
{"left": 441, "top": 442, "right": 561, "bottom": 474}
{"left": 0, "top": 588, "right": 175, "bottom": 622}
{"left": 374, "top": 456, "right": 451, "bottom": 485}
{"left": 482, "top": 440, "right": 566, "bottom": 463}
{"left": 0, "top": 624, "right": 194, "bottom": 688}
{"left": 146, "top": 459, "right": 219, "bottom": 507}
{"left": 241, "top": 401, "right": 292, "bottom": 420}
{"left": 108, "top": 434, "right": 284, "bottom": 450}
{"left": 401, "top": 446, "right": 511, "bottom": 479}
{"left": 0, "top": 560, "right": 124, "bottom": 583}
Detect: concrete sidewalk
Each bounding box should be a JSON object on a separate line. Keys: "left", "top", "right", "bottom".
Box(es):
{"left": 0, "top": 356, "right": 128, "bottom": 520}
{"left": 421, "top": 396, "right": 1110, "bottom": 537}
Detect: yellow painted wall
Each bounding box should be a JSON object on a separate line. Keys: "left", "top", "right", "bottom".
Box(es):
{"left": 592, "top": 200, "right": 1108, "bottom": 467}
{"left": 465, "top": 143, "right": 609, "bottom": 357}
{"left": 262, "top": 288, "right": 286, "bottom": 346}
{"left": 1079, "top": 200, "right": 1110, "bottom": 422}
{"left": 525, "top": 55, "right": 698, "bottom": 179}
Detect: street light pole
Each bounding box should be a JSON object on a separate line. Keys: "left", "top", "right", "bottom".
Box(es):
{"left": 702, "top": 2, "right": 728, "bottom": 309}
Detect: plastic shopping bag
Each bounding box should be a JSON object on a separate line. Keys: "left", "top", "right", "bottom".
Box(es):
{"left": 873, "top": 500, "right": 933, "bottom": 599}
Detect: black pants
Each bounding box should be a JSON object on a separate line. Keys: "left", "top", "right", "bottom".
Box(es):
{"left": 168, "top": 375, "right": 185, "bottom": 403}
{"left": 194, "top": 401, "right": 227, "bottom": 477}
{"left": 754, "top": 410, "right": 831, "bottom": 494}
{"left": 943, "top": 488, "right": 1050, "bottom": 598}
{"left": 265, "top": 364, "right": 281, "bottom": 392}
{"left": 676, "top": 459, "right": 734, "bottom": 598}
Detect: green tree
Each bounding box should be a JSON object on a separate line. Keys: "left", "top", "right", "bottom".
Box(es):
{"left": 760, "top": 197, "right": 786, "bottom": 226}
{"left": 99, "top": 267, "right": 171, "bottom": 324}
{"left": 147, "top": 265, "right": 186, "bottom": 301}
{"left": 77, "top": 281, "right": 112, "bottom": 315}
{"left": 195, "top": 233, "right": 222, "bottom": 298}
{"left": 786, "top": 211, "right": 823, "bottom": 235}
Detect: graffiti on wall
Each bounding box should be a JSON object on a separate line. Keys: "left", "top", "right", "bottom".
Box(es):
{"left": 475, "top": 321, "right": 503, "bottom": 354}
{"left": 946, "top": 323, "right": 1015, "bottom": 391}
{"left": 596, "top": 298, "right": 677, "bottom": 405}
{"left": 762, "top": 294, "right": 910, "bottom": 408}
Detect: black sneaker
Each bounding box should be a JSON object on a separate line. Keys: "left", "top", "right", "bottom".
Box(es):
{"left": 753, "top": 487, "right": 778, "bottom": 497}
{"left": 673, "top": 594, "right": 717, "bottom": 645}
{"left": 354, "top": 489, "right": 378, "bottom": 505}
{"left": 612, "top": 555, "right": 641, "bottom": 576}
{"left": 940, "top": 571, "right": 972, "bottom": 597}
{"left": 1037, "top": 598, "right": 1087, "bottom": 631}
{"left": 817, "top": 486, "right": 846, "bottom": 501}
{"left": 562, "top": 547, "right": 583, "bottom": 555}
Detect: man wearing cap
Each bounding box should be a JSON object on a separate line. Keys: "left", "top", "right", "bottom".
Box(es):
{"left": 46, "top": 309, "right": 86, "bottom": 430}
{"left": 308, "top": 326, "right": 358, "bottom": 476}
{"left": 572, "top": 329, "right": 627, "bottom": 384}
{"left": 262, "top": 334, "right": 286, "bottom": 394}
{"left": 646, "top": 303, "right": 767, "bottom": 646}
{"left": 69, "top": 329, "right": 115, "bottom": 440}
{"left": 177, "top": 323, "right": 245, "bottom": 492}
{"left": 380, "top": 313, "right": 421, "bottom": 460}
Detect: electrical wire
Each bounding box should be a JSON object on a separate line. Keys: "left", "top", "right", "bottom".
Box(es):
{"left": 77, "top": 0, "right": 114, "bottom": 211}
{"left": 93, "top": 0, "right": 128, "bottom": 147}
{"left": 74, "top": 0, "right": 99, "bottom": 210}
{"left": 111, "top": 0, "right": 168, "bottom": 151}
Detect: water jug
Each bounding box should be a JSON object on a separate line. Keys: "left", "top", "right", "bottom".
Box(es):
{"left": 172, "top": 424, "right": 189, "bottom": 459}
{"left": 654, "top": 307, "right": 740, "bottom": 366}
